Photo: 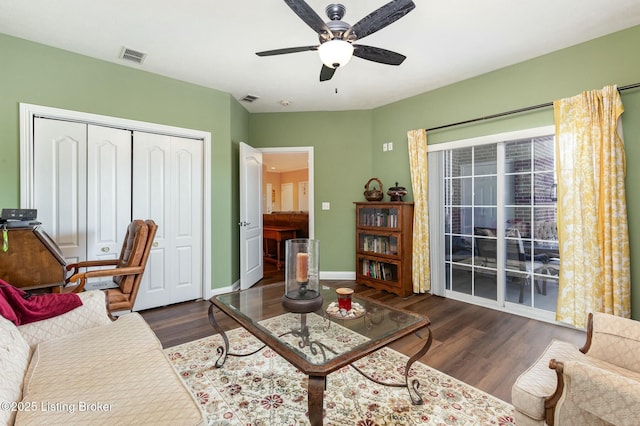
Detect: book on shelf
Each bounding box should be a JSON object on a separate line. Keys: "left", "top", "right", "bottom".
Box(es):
{"left": 362, "top": 235, "right": 392, "bottom": 254}
{"left": 361, "top": 259, "right": 394, "bottom": 281}
{"left": 382, "top": 264, "right": 393, "bottom": 281}
{"left": 360, "top": 209, "right": 399, "bottom": 228}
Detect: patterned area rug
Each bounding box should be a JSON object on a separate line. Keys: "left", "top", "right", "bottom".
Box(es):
{"left": 165, "top": 314, "right": 516, "bottom": 425}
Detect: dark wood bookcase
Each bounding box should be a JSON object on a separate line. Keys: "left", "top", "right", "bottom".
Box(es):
{"left": 354, "top": 202, "right": 414, "bottom": 297}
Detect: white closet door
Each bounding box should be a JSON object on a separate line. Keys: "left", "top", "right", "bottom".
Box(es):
{"left": 171, "top": 136, "right": 202, "bottom": 303}
{"left": 33, "top": 118, "right": 87, "bottom": 264}
{"left": 132, "top": 132, "right": 202, "bottom": 310}
{"left": 86, "top": 125, "right": 132, "bottom": 275}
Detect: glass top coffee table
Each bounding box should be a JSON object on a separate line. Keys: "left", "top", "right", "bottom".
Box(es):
{"left": 208, "top": 283, "right": 432, "bottom": 426}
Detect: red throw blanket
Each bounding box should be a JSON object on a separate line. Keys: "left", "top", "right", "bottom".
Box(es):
{"left": 0, "top": 279, "right": 82, "bottom": 326}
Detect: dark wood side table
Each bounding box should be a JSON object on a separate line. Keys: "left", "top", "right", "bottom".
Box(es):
{"left": 263, "top": 226, "right": 298, "bottom": 270}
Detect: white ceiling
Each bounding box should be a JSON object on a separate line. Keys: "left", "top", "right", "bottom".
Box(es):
{"left": 264, "top": 152, "right": 309, "bottom": 172}
{"left": 1, "top": 0, "right": 639, "bottom": 113}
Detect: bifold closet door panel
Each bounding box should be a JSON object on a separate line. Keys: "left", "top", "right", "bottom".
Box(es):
{"left": 33, "top": 118, "right": 88, "bottom": 264}
{"left": 86, "top": 124, "right": 132, "bottom": 266}
{"left": 131, "top": 131, "right": 203, "bottom": 310}
{"left": 170, "top": 135, "right": 203, "bottom": 305}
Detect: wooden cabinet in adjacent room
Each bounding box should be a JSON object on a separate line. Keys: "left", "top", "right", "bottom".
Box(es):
{"left": 355, "top": 202, "right": 414, "bottom": 297}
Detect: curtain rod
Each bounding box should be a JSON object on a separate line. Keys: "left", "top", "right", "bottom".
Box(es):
{"left": 425, "top": 82, "right": 640, "bottom": 133}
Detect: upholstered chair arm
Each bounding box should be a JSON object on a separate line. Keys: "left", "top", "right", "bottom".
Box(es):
{"left": 65, "top": 259, "right": 119, "bottom": 280}
{"left": 17, "top": 290, "right": 112, "bottom": 348}
{"left": 585, "top": 312, "right": 640, "bottom": 372}
{"left": 549, "top": 359, "right": 640, "bottom": 425}
{"left": 62, "top": 265, "right": 145, "bottom": 293}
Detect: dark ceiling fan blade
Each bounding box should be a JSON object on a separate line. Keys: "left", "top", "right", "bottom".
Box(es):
{"left": 284, "top": 0, "right": 332, "bottom": 36}
{"left": 320, "top": 65, "right": 336, "bottom": 82}
{"left": 353, "top": 45, "right": 406, "bottom": 65}
{"left": 256, "top": 46, "right": 318, "bottom": 56}
{"left": 345, "top": 0, "right": 415, "bottom": 40}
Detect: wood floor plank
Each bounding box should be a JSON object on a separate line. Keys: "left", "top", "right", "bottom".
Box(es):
{"left": 140, "top": 271, "right": 586, "bottom": 403}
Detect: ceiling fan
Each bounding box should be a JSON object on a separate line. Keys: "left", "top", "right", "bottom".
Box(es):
{"left": 256, "top": 0, "right": 416, "bottom": 82}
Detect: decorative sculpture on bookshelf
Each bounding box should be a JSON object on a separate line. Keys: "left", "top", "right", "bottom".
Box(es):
{"left": 363, "top": 178, "right": 384, "bottom": 201}
{"left": 387, "top": 182, "right": 408, "bottom": 201}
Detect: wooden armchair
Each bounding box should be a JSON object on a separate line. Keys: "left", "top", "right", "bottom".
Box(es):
{"left": 63, "top": 219, "right": 157, "bottom": 314}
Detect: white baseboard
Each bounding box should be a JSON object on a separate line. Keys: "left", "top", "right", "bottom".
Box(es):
{"left": 205, "top": 283, "right": 236, "bottom": 299}
{"left": 319, "top": 271, "right": 356, "bottom": 280}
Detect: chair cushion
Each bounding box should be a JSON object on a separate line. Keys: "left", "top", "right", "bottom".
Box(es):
{"left": 105, "top": 287, "right": 133, "bottom": 311}
{"left": 534, "top": 220, "right": 558, "bottom": 241}
{"left": 19, "top": 313, "right": 204, "bottom": 425}
{"left": 588, "top": 312, "right": 640, "bottom": 372}
{"left": 512, "top": 339, "right": 585, "bottom": 420}
{"left": 0, "top": 315, "right": 31, "bottom": 426}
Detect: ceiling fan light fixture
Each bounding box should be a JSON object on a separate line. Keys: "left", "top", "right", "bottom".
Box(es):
{"left": 318, "top": 39, "right": 354, "bottom": 69}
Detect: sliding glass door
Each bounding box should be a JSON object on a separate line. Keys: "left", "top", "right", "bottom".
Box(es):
{"left": 434, "top": 126, "right": 560, "bottom": 321}
{"left": 445, "top": 144, "right": 499, "bottom": 302}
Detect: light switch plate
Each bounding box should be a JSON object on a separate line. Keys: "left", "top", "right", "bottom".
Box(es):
{"left": 322, "top": 202, "right": 330, "bottom": 210}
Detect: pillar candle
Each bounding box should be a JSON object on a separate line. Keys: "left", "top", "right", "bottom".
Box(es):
{"left": 296, "top": 252, "right": 308, "bottom": 283}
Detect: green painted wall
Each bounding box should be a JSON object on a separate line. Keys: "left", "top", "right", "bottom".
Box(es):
{"left": 0, "top": 33, "right": 239, "bottom": 290}
{"left": 2, "top": 24, "right": 640, "bottom": 317}
{"left": 249, "top": 25, "right": 640, "bottom": 319}
{"left": 249, "top": 111, "right": 372, "bottom": 271}
{"left": 370, "top": 25, "right": 640, "bottom": 319}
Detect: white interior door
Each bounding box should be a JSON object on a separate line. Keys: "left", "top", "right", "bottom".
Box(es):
{"left": 281, "top": 183, "right": 293, "bottom": 211}
{"left": 85, "top": 125, "right": 132, "bottom": 287}
{"left": 266, "top": 183, "right": 273, "bottom": 214}
{"left": 33, "top": 118, "right": 87, "bottom": 265}
{"left": 170, "top": 136, "right": 203, "bottom": 303}
{"left": 132, "top": 132, "right": 203, "bottom": 310}
{"left": 239, "top": 142, "right": 263, "bottom": 290}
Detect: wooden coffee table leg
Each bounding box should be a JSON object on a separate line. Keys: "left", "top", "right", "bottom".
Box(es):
{"left": 308, "top": 375, "right": 325, "bottom": 426}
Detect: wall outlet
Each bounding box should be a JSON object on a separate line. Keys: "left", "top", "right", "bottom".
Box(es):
{"left": 322, "top": 202, "right": 330, "bottom": 210}
{"left": 388, "top": 142, "right": 393, "bottom": 151}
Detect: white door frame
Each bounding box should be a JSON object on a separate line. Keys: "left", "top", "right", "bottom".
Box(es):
{"left": 18, "top": 103, "right": 213, "bottom": 299}
{"left": 260, "top": 147, "right": 315, "bottom": 238}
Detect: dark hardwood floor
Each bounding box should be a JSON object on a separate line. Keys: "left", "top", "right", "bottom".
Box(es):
{"left": 140, "top": 265, "right": 585, "bottom": 404}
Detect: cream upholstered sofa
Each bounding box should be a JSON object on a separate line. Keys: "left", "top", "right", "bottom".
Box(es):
{"left": 512, "top": 312, "right": 640, "bottom": 425}
{"left": 0, "top": 290, "right": 205, "bottom": 425}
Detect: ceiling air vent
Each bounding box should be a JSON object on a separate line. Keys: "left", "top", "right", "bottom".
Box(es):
{"left": 120, "top": 47, "right": 147, "bottom": 64}
{"left": 241, "top": 94, "right": 260, "bottom": 103}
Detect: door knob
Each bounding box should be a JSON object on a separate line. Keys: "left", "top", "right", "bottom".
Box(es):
{"left": 153, "top": 242, "right": 159, "bottom": 247}
{"left": 101, "top": 247, "right": 110, "bottom": 253}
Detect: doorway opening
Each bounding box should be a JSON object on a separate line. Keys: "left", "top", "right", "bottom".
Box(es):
{"left": 261, "top": 149, "right": 313, "bottom": 271}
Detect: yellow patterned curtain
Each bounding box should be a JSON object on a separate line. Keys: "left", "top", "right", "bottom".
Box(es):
{"left": 407, "top": 129, "right": 430, "bottom": 293}
{"left": 553, "top": 85, "right": 630, "bottom": 328}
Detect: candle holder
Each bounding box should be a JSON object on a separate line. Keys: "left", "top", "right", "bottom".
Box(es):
{"left": 282, "top": 239, "right": 323, "bottom": 313}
